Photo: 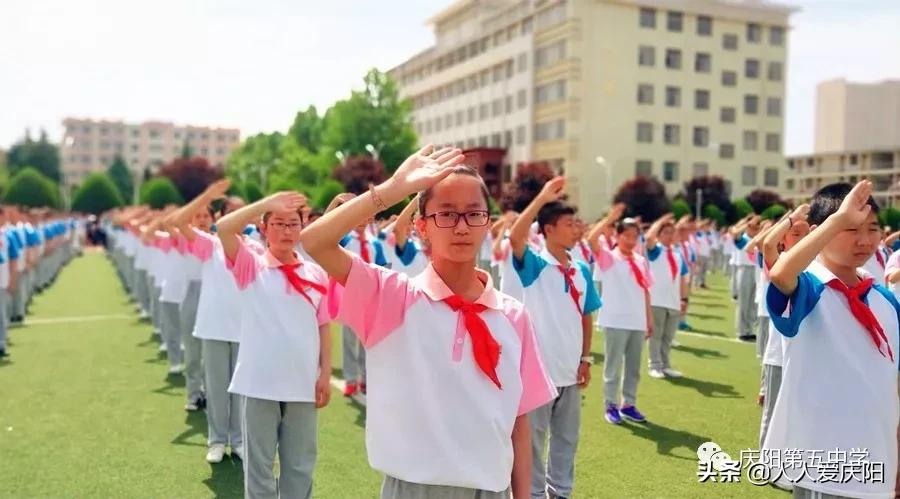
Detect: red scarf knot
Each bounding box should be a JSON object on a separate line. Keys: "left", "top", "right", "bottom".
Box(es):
{"left": 557, "top": 265, "right": 582, "bottom": 314}
{"left": 665, "top": 247, "right": 678, "bottom": 280}
{"left": 358, "top": 231, "right": 371, "bottom": 264}
{"left": 443, "top": 295, "right": 502, "bottom": 389}
{"left": 277, "top": 263, "right": 327, "bottom": 306}
{"left": 624, "top": 253, "right": 650, "bottom": 290}
{"left": 826, "top": 278, "right": 895, "bottom": 362}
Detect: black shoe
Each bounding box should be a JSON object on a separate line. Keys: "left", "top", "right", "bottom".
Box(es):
{"left": 0, "top": 349, "right": 7, "bottom": 358}
{"left": 738, "top": 334, "right": 757, "bottom": 342}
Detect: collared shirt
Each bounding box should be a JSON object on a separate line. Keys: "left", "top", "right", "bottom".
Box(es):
{"left": 731, "top": 233, "right": 755, "bottom": 266}
{"left": 512, "top": 246, "right": 601, "bottom": 387}
{"left": 225, "top": 240, "right": 330, "bottom": 402}
{"left": 647, "top": 243, "right": 690, "bottom": 310}
{"left": 340, "top": 230, "right": 388, "bottom": 266}
{"left": 765, "top": 259, "right": 899, "bottom": 497}
{"left": 332, "top": 256, "right": 555, "bottom": 492}
{"left": 387, "top": 235, "right": 428, "bottom": 277}
{"left": 594, "top": 247, "right": 650, "bottom": 331}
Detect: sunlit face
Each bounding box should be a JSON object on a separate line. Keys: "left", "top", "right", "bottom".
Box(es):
{"left": 658, "top": 224, "right": 675, "bottom": 246}
{"left": 617, "top": 226, "right": 640, "bottom": 252}
{"left": 818, "top": 211, "right": 880, "bottom": 268}
{"left": 783, "top": 221, "right": 809, "bottom": 249}
{"left": 260, "top": 210, "right": 303, "bottom": 254}
{"left": 192, "top": 207, "right": 214, "bottom": 232}
{"left": 415, "top": 174, "right": 490, "bottom": 264}
{"left": 545, "top": 214, "right": 580, "bottom": 249}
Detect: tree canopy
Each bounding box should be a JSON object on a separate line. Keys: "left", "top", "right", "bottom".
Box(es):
{"left": 72, "top": 173, "right": 124, "bottom": 214}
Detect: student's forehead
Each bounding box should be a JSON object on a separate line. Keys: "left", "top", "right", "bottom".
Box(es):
{"left": 429, "top": 177, "right": 486, "bottom": 208}
{"left": 268, "top": 211, "right": 301, "bottom": 222}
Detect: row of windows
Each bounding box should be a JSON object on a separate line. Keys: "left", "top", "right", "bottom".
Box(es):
{"left": 638, "top": 7, "right": 786, "bottom": 47}
{"left": 411, "top": 57, "right": 523, "bottom": 110}
{"left": 425, "top": 127, "right": 529, "bottom": 150}
{"left": 75, "top": 126, "right": 237, "bottom": 143}
{"left": 65, "top": 146, "right": 227, "bottom": 165}
{"left": 67, "top": 139, "right": 232, "bottom": 155}
{"left": 637, "top": 84, "right": 782, "bottom": 117}
{"left": 637, "top": 45, "right": 784, "bottom": 82}
{"left": 636, "top": 160, "right": 779, "bottom": 187}
{"left": 414, "top": 90, "right": 529, "bottom": 135}
{"left": 635, "top": 122, "right": 781, "bottom": 153}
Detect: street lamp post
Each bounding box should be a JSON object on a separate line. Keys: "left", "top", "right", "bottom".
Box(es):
{"left": 595, "top": 155, "right": 611, "bottom": 208}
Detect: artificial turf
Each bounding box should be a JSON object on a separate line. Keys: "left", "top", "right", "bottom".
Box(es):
{"left": 0, "top": 252, "right": 783, "bottom": 498}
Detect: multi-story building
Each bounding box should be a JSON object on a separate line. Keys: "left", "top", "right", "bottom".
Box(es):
{"left": 61, "top": 118, "right": 240, "bottom": 186}
{"left": 390, "top": 0, "right": 795, "bottom": 219}
{"left": 786, "top": 79, "right": 900, "bottom": 206}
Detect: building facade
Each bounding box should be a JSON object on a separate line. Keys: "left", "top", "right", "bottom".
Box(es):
{"left": 814, "top": 79, "right": 900, "bottom": 154}
{"left": 785, "top": 149, "right": 900, "bottom": 207}
{"left": 390, "top": 0, "right": 795, "bottom": 219}
{"left": 61, "top": 118, "right": 240, "bottom": 186}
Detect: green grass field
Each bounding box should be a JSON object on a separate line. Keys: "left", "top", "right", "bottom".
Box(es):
{"left": 0, "top": 252, "right": 785, "bottom": 498}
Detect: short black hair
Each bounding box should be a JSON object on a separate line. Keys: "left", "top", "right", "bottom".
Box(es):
{"left": 808, "top": 182, "right": 880, "bottom": 227}
{"left": 537, "top": 201, "right": 577, "bottom": 235}
{"left": 616, "top": 217, "right": 640, "bottom": 234}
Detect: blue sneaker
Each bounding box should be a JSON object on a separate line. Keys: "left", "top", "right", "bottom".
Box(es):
{"left": 604, "top": 403, "right": 622, "bottom": 424}
{"left": 620, "top": 405, "right": 647, "bottom": 423}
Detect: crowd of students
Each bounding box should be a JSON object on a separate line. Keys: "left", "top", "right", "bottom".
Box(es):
{"left": 104, "top": 146, "right": 897, "bottom": 499}
{"left": 0, "top": 206, "right": 83, "bottom": 359}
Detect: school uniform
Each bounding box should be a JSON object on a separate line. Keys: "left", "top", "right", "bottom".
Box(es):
{"left": 722, "top": 233, "right": 735, "bottom": 277}
{"left": 386, "top": 234, "right": 429, "bottom": 278}
{"left": 189, "top": 229, "right": 258, "bottom": 453}
{"left": 511, "top": 246, "right": 601, "bottom": 499}
{"left": 591, "top": 234, "right": 617, "bottom": 297}
{"left": 338, "top": 230, "right": 387, "bottom": 387}
{"left": 156, "top": 233, "right": 186, "bottom": 369}
{"left": 177, "top": 234, "right": 205, "bottom": 405}
{"left": 862, "top": 245, "right": 889, "bottom": 283}
{"left": 693, "top": 232, "right": 711, "bottom": 287}
{"left": 221, "top": 239, "right": 330, "bottom": 499}
{"left": 646, "top": 243, "right": 690, "bottom": 372}
{"left": 755, "top": 252, "right": 771, "bottom": 359}
{"left": 478, "top": 232, "right": 493, "bottom": 274}
{"left": 496, "top": 236, "right": 523, "bottom": 301}
{"left": 594, "top": 247, "right": 651, "bottom": 408}
{"left": 0, "top": 228, "right": 19, "bottom": 353}
{"left": 332, "top": 256, "right": 556, "bottom": 498}
{"left": 732, "top": 233, "right": 758, "bottom": 338}
{"left": 764, "top": 259, "right": 899, "bottom": 497}
{"left": 758, "top": 319, "right": 783, "bottom": 451}
{"left": 886, "top": 250, "right": 900, "bottom": 298}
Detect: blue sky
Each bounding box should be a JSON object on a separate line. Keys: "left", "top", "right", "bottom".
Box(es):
{"left": 1, "top": 0, "right": 898, "bottom": 156}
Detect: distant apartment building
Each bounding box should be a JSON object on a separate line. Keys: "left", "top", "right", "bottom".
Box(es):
{"left": 786, "top": 79, "right": 900, "bottom": 206}
{"left": 390, "top": 0, "right": 795, "bottom": 219}
{"left": 61, "top": 118, "right": 240, "bottom": 185}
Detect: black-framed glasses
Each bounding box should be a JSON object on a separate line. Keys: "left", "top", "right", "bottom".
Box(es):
{"left": 424, "top": 210, "right": 490, "bottom": 228}
{"left": 268, "top": 222, "right": 303, "bottom": 231}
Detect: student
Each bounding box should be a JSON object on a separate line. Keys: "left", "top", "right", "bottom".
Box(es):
{"left": 644, "top": 213, "right": 690, "bottom": 379}
{"left": 589, "top": 213, "right": 653, "bottom": 425}
{"left": 218, "top": 191, "right": 332, "bottom": 499}
{"left": 386, "top": 196, "right": 429, "bottom": 277}
{"left": 758, "top": 204, "right": 809, "bottom": 452}
{"left": 764, "top": 181, "right": 899, "bottom": 498}
{"left": 175, "top": 185, "right": 249, "bottom": 463}
{"left": 692, "top": 225, "right": 711, "bottom": 288}
{"left": 154, "top": 225, "right": 186, "bottom": 374}
{"left": 0, "top": 208, "right": 19, "bottom": 358}
{"left": 507, "top": 176, "right": 601, "bottom": 499}
{"left": 743, "top": 220, "right": 775, "bottom": 358}
{"left": 300, "top": 146, "right": 555, "bottom": 499}
{"left": 729, "top": 215, "right": 762, "bottom": 341}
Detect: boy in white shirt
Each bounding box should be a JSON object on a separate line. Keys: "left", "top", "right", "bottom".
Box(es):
{"left": 765, "top": 181, "right": 899, "bottom": 498}
{"left": 508, "top": 177, "right": 601, "bottom": 499}
{"left": 729, "top": 215, "right": 763, "bottom": 341}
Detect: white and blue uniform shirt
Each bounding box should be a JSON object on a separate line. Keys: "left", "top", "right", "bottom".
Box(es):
{"left": 339, "top": 231, "right": 388, "bottom": 267}
{"left": 646, "top": 243, "right": 690, "bottom": 310}
{"left": 731, "top": 233, "right": 755, "bottom": 267}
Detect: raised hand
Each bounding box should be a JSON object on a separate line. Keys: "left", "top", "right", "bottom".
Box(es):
{"left": 790, "top": 203, "right": 810, "bottom": 223}
{"left": 205, "top": 178, "right": 231, "bottom": 199}
{"left": 834, "top": 180, "right": 873, "bottom": 229}
{"left": 537, "top": 176, "right": 566, "bottom": 204}
{"left": 390, "top": 144, "right": 466, "bottom": 195}
{"left": 263, "top": 192, "right": 307, "bottom": 213}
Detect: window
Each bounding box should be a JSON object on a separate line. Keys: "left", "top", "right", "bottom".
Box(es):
{"left": 743, "top": 130, "right": 758, "bottom": 150}
{"left": 467, "top": 107, "right": 476, "bottom": 122}
{"left": 479, "top": 103, "right": 489, "bottom": 119}
{"left": 693, "top": 162, "right": 709, "bottom": 177}
{"left": 667, "top": 11, "right": 683, "bottom": 32}
{"left": 535, "top": 40, "right": 567, "bottom": 69}
{"left": 786, "top": 179, "right": 795, "bottom": 190}
{"left": 535, "top": 80, "right": 567, "bottom": 104}
{"left": 744, "top": 94, "right": 759, "bottom": 115}
{"left": 695, "top": 52, "right": 711, "bottom": 73}
{"left": 504, "top": 130, "right": 513, "bottom": 147}
{"left": 517, "top": 53, "right": 528, "bottom": 73}
{"left": 747, "top": 23, "right": 761, "bottom": 43}
{"left": 491, "top": 133, "right": 501, "bottom": 147}
{"left": 664, "top": 124, "right": 680, "bottom": 145}
{"left": 665, "top": 48, "right": 682, "bottom": 69}
{"left": 425, "top": 120, "right": 432, "bottom": 134}
{"left": 697, "top": 15, "right": 712, "bottom": 36}
{"left": 723, "top": 33, "right": 738, "bottom": 50}
{"left": 720, "top": 143, "right": 735, "bottom": 159}
{"left": 663, "top": 161, "right": 679, "bottom": 181}
{"left": 767, "top": 97, "right": 782, "bottom": 117}
{"left": 637, "top": 84, "right": 654, "bottom": 104}
{"left": 767, "top": 61, "right": 783, "bottom": 81}
{"left": 745, "top": 59, "right": 760, "bottom": 79}
{"left": 517, "top": 89, "right": 527, "bottom": 109}
{"left": 493, "top": 66, "right": 504, "bottom": 83}
{"left": 693, "top": 126, "right": 709, "bottom": 147}
{"left": 665, "top": 86, "right": 681, "bottom": 107}
{"left": 455, "top": 110, "right": 464, "bottom": 126}
{"left": 640, "top": 7, "right": 656, "bottom": 28}
{"left": 720, "top": 107, "right": 736, "bottom": 123}
{"left": 742, "top": 165, "right": 758, "bottom": 186}
{"left": 722, "top": 70, "right": 737, "bottom": 86}
{"left": 516, "top": 125, "right": 526, "bottom": 145}
{"left": 534, "top": 120, "right": 566, "bottom": 141}
{"left": 638, "top": 45, "right": 655, "bottom": 66}
{"left": 695, "top": 89, "right": 710, "bottom": 110}
{"left": 637, "top": 122, "right": 654, "bottom": 143}
{"left": 770, "top": 26, "right": 785, "bottom": 46}
{"left": 444, "top": 114, "right": 452, "bottom": 128}
{"left": 766, "top": 133, "right": 781, "bottom": 152}
{"left": 635, "top": 160, "right": 653, "bottom": 177}
{"left": 505, "top": 95, "right": 513, "bottom": 113}
{"left": 764, "top": 168, "right": 779, "bottom": 187}
{"left": 492, "top": 99, "right": 503, "bottom": 117}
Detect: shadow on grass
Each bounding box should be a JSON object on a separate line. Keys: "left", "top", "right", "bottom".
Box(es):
{"left": 203, "top": 455, "right": 244, "bottom": 498}
{"left": 152, "top": 372, "right": 186, "bottom": 396}
{"left": 621, "top": 421, "right": 710, "bottom": 461}
{"left": 666, "top": 376, "right": 741, "bottom": 398}
{"left": 172, "top": 410, "right": 206, "bottom": 448}
{"left": 682, "top": 328, "right": 729, "bottom": 339}
{"left": 689, "top": 301, "right": 728, "bottom": 309}
{"left": 686, "top": 312, "right": 729, "bottom": 321}
{"left": 330, "top": 367, "right": 367, "bottom": 429}
{"left": 673, "top": 344, "right": 727, "bottom": 360}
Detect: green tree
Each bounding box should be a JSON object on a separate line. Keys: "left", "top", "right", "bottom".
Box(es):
{"left": 107, "top": 155, "right": 134, "bottom": 203}
{"left": 733, "top": 198, "right": 754, "bottom": 220}
{"left": 760, "top": 204, "right": 787, "bottom": 220}
{"left": 72, "top": 173, "right": 124, "bottom": 214}
{"left": 243, "top": 181, "right": 264, "bottom": 203}
{"left": 288, "top": 106, "right": 323, "bottom": 153}
{"left": 312, "top": 179, "right": 345, "bottom": 210}
{"left": 318, "top": 68, "right": 417, "bottom": 173}
{"left": 702, "top": 204, "right": 726, "bottom": 227}
{"left": 3, "top": 167, "right": 59, "bottom": 208}
{"left": 879, "top": 206, "right": 900, "bottom": 229}
{"left": 671, "top": 198, "right": 691, "bottom": 219}
{"left": 139, "top": 177, "right": 184, "bottom": 209}
{"left": 6, "top": 130, "right": 61, "bottom": 182}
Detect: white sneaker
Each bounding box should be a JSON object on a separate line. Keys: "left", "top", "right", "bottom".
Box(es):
{"left": 231, "top": 446, "right": 244, "bottom": 460}
{"left": 649, "top": 369, "right": 666, "bottom": 379}
{"left": 671, "top": 340, "right": 681, "bottom": 347}
{"left": 158, "top": 343, "right": 167, "bottom": 353}
{"left": 206, "top": 444, "right": 226, "bottom": 463}
{"left": 168, "top": 364, "right": 184, "bottom": 375}
{"left": 184, "top": 400, "right": 199, "bottom": 411}
{"left": 663, "top": 368, "right": 683, "bottom": 378}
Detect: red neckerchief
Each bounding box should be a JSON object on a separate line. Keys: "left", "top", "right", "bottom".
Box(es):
{"left": 622, "top": 250, "right": 649, "bottom": 290}
{"left": 558, "top": 265, "right": 582, "bottom": 314}
{"left": 875, "top": 248, "right": 885, "bottom": 269}
{"left": 443, "top": 295, "right": 502, "bottom": 389}
{"left": 358, "top": 230, "right": 371, "bottom": 264}
{"left": 578, "top": 241, "right": 591, "bottom": 263}
{"left": 665, "top": 246, "right": 678, "bottom": 280}
{"left": 277, "top": 263, "right": 326, "bottom": 306}
{"left": 826, "top": 277, "right": 894, "bottom": 362}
